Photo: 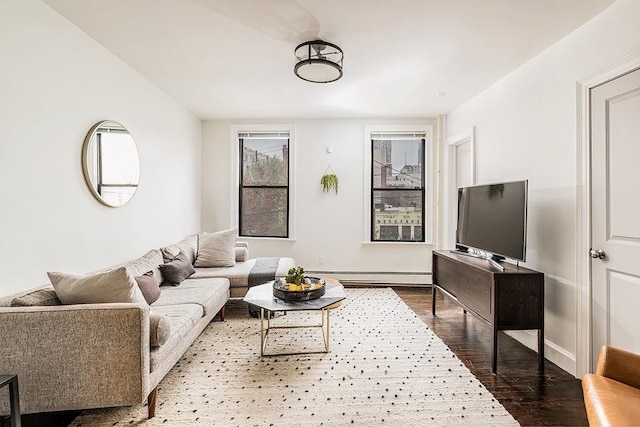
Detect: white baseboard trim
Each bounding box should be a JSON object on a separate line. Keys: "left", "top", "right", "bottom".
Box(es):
{"left": 505, "top": 330, "right": 577, "bottom": 377}
{"left": 305, "top": 271, "right": 431, "bottom": 285}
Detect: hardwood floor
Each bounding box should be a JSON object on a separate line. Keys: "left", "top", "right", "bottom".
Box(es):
{"left": 394, "top": 286, "right": 588, "bottom": 426}
{"left": 7, "top": 285, "right": 587, "bottom": 426}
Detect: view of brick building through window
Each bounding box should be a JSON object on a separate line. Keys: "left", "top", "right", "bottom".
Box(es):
{"left": 372, "top": 136, "right": 425, "bottom": 241}
{"left": 239, "top": 135, "right": 289, "bottom": 237}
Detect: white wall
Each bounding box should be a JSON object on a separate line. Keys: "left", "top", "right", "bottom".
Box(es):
{"left": 0, "top": 0, "right": 201, "bottom": 295}
{"left": 446, "top": 0, "right": 640, "bottom": 375}
{"left": 202, "top": 119, "right": 436, "bottom": 283}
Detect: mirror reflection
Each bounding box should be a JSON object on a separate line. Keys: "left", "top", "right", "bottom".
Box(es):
{"left": 82, "top": 121, "right": 140, "bottom": 207}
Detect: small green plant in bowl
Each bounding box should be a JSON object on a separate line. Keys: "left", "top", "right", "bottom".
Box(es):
{"left": 285, "top": 266, "right": 305, "bottom": 286}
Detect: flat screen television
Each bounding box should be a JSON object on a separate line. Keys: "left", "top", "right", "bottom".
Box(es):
{"left": 456, "top": 180, "right": 528, "bottom": 265}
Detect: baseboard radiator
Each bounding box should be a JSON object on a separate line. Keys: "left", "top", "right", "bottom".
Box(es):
{"left": 304, "top": 271, "right": 432, "bottom": 286}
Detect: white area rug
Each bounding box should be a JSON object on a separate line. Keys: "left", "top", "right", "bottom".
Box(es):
{"left": 72, "top": 288, "right": 518, "bottom": 426}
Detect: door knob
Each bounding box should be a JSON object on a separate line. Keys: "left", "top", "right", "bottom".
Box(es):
{"left": 590, "top": 249, "right": 606, "bottom": 259}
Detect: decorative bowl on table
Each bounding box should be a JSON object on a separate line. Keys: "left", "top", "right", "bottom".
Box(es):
{"left": 273, "top": 277, "right": 326, "bottom": 302}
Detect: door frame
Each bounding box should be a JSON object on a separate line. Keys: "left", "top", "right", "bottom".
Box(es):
{"left": 576, "top": 51, "right": 640, "bottom": 377}
{"left": 443, "top": 126, "right": 475, "bottom": 249}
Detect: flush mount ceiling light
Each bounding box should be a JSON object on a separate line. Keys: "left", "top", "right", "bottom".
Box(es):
{"left": 294, "top": 40, "right": 343, "bottom": 83}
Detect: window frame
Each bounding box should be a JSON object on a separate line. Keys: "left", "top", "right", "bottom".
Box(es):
{"left": 231, "top": 125, "right": 296, "bottom": 241}
{"left": 238, "top": 134, "right": 290, "bottom": 238}
{"left": 363, "top": 124, "right": 435, "bottom": 245}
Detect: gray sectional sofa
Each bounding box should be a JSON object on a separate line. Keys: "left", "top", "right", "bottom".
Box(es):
{"left": 0, "top": 234, "right": 295, "bottom": 418}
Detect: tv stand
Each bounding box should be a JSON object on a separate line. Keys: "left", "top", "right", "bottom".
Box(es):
{"left": 432, "top": 250, "right": 544, "bottom": 374}
{"left": 453, "top": 249, "right": 505, "bottom": 271}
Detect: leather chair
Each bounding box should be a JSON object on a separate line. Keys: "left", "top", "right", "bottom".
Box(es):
{"left": 582, "top": 346, "right": 640, "bottom": 426}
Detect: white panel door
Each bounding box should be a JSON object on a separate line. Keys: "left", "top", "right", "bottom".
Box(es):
{"left": 590, "top": 68, "right": 640, "bottom": 368}
{"left": 446, "top": 129, "right": 475, "bottom": 248}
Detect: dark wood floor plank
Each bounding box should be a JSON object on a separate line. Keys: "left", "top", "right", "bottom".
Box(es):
{"left": 394, "top": 286, "right": 587, "bottom": 426}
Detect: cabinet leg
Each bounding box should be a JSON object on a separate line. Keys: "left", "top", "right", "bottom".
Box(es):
{"left": 538, "top": 328, "right": 545, "bottom": 372}
{"left": 9, "top": 377, "right": 20, "bottom": 427}
{"left": 492, "top": 328, "right": 498, "bottom": 374}
{"left": 431, "top": 286, "right": 437, "bottom": 315}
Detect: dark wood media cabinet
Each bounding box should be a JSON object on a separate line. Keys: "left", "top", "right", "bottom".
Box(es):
{"left": 432, "top": 250, "right": 544, "bottom": 374}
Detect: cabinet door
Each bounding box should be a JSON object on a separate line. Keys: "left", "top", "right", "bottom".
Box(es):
{"left": 495, "top": 275, "right": 543, "bottom": 328}
{"left": 455, "top": 268, "right": 492, "bottom": 321}
{"left": 433, "top": 255, "right": 460, "bottom": 297}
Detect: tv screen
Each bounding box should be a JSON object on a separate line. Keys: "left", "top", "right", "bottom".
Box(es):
{"left": 456, "top": 180, "right": 528, "bottom": 262}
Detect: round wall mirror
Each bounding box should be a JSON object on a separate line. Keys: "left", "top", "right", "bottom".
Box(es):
{"left": 82, "top": 120, "right": 140, "bottom": 207}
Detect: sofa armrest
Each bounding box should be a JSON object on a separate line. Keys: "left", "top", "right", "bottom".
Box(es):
{"left": 235, "top": 241, "right": 249, "bottom": 262}
{"left": 596, "top": 345, "right": 640, "bottom": 389}
{"left": 0, "top": 303, "right": 150, "bottom": 414}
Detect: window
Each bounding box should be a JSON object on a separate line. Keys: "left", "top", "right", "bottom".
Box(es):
{"left": 239, "top": 132, "right": 289, "bottom": 237}
{"left": 371, "top": 133, "right": 425, "bottom": 242}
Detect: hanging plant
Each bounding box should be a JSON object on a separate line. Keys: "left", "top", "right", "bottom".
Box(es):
{"left": 321, "top": 173, "right": 339, "bottom": 194}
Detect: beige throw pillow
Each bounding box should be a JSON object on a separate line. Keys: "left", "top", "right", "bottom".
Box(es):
{"left": 48, "top": 267, "right": 147, "bottom": 305}
{"left": 194, "top": 228, "right": 237, "bottom": 268}
{"left": 160, "top": 234, "right": 198, "bottom": 264}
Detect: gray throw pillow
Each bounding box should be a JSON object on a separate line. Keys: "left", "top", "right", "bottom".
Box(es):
{"left": 159, "top": 250, "right": 195, "bottom": 285}
{"left": 135, "top": 271, "right": 161, "bottom": 304}
{"left": 194, "top": 228, "right": 237, "bottom": 268}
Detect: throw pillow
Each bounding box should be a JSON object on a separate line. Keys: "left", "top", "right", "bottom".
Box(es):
{"left": 124, "top": 249, "right": 164, "bottom": 282}
{"left": 47, "top": 267, "right": 147, "bottom": 305}
{"left": 160, "top": 234, "right": 198, "bottom": 264}
{"left": 159, "top": 250, "right": 195, "bottom": 285}
{"left": 11, "top": 289, "right": 61, "bottom": 307}
{"left": 194, "top": 228, "right": 237, "bottom": 268}
{"left": 135, "top": 271, "right": 161, "bottom": 304}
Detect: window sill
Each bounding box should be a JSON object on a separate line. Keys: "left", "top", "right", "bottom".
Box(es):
{"left": 239, "top": 236, "right": 297, "bottom": 242}
{"left": 361, "top": 241, "right": 434, "bottom": 246}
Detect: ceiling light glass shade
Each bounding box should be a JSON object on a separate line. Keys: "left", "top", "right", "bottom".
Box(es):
{"left": 294, "top": 40, "right": 343, "bottom": 83}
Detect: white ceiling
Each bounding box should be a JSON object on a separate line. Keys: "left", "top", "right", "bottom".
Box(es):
{"left": 42, "top": 0, "right": 616, "bottom": 120}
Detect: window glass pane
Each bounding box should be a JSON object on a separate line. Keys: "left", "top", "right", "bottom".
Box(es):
{"left": 373, "top": 189, "right": 423, "bottom": 241}
{"left": 242, "top": 138, "right": 288, "bottom": 186}
{"left": 241, "top": 188, "right": 288, "bottom": 237}
{"left": 372, "top": 139, "right": 423, "bottom": 189}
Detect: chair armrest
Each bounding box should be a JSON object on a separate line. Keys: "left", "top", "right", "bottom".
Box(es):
{"left": 596, "top": 345, "right": 640, "bottom": 389}
{"left": 0, "top": 303, "right": 150, "bottom": 414}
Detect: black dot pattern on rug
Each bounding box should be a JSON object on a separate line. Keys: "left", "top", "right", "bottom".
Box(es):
{"left": 71, "top": 289, "right": 517, "bottom": 426}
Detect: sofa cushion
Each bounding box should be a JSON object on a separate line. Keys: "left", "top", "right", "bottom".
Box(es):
{"left": 123, "top": 249, "right": 163, "bottom": 284}
{"left": 152, "top": 277, "right": 229, "bottom": 316}
{"left": 149, "top": 312, "right": 171, "bottom": 347}
{"left": 48, "top": 267, "right": 147, "bottom": 305}
{"left": 135, "top": 271, "right": 161, "bottom": 304}
{"left": 191, "top": 256, "right": 296, "bottom": 298}
{"left": 159, "top": 251, "right": 195, "bottom": 285}
{"left": 149, "top": 303, "right": 204, "bottom": 371}
{"left": 194, "top": 228, "right": 237, "bottom": 268}
{"left": 10, "top": 289, "right": 61, "bottom": 307}
{"left": 161, "top": 234, "right": 198, "bottom": 265}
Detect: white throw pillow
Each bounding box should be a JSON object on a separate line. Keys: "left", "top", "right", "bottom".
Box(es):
{"left": 48, "top": 266, "right": 147, "bottom": 305}
{"left": 194, "top": 228, "right": 237, "bottom": 268}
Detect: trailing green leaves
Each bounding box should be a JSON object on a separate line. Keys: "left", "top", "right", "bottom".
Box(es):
{"left": 320, "top": 173, "right": 339, "bottom": 194}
